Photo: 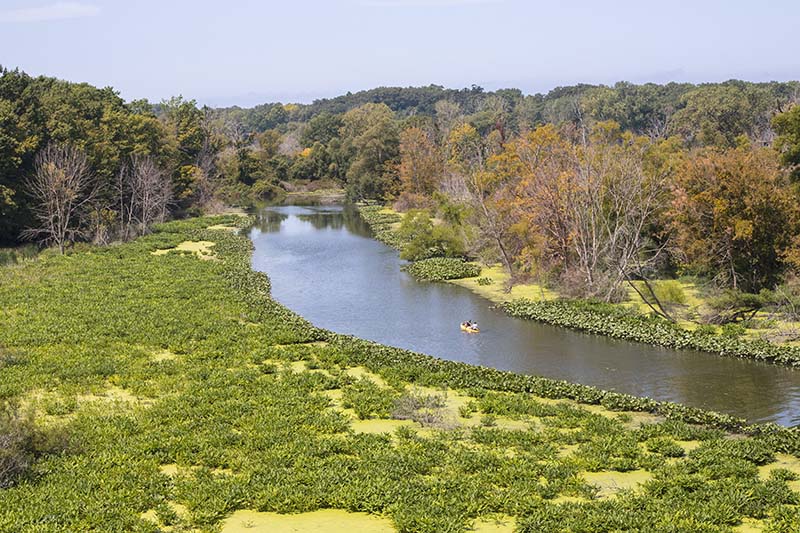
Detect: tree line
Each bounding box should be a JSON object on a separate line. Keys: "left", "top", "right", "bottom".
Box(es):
{"left": 2, "top": 66, "right": 800, "bottom": 308}
{"left": 0, "top": 68, "right": 222, "bottom": 247}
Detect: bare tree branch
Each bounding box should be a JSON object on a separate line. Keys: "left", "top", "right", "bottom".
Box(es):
{"left": 22, "top": 143, "right": 96, "bottom": 253}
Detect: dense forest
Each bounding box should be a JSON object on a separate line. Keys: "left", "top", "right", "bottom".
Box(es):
{"left": 2, "top": 66, "right": 800, "bottom": 307}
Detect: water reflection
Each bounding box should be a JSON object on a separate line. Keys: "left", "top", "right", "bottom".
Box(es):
{"left": 249, "top": 205, "right": 800, "bottom": 426}
{"left": 252, "top": 210, "right": 288, "bottom": 233}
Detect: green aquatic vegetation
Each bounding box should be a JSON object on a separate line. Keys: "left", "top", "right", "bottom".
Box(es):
{"left": 342, "top": 378, "right": 397, "bottom": 419}
{"left": 646, "top": 437, "right": 686, "bottom": 458}
{"left": 480, "top": 413, "right": 497, "bottom": 427}
{"left": 635, "top": 419, "right": 725, "bottom": 442}
{"left": 574, "top": 433, "right": 651, "bottom": 472}
{"left": 505, "top": 298, "right": 800, "bottom": 366}
{"left": 402, "top": 257, "right": 482, "bottom": 282}
{"left": 1, "top": 214, "right": 800, "bottom": 532}
{"left": 357, "top": 205, "right": 405, "bottom": 248}
{"left": 477, "top": 391, "right": 559, "bottom": 419}
{"left": 457, "top": 403, "right": 475, "bottom": 418}
{"left": 765, "top": 505, "right": 800, "bottom": 532}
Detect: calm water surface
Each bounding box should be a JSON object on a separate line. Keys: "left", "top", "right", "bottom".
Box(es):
{"left": 249, "top": 205, "right": 800, "bottom": 426}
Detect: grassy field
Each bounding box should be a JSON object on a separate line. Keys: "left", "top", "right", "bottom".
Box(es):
{"left": 448, "top": 265, "right": 559, "bottom": 304}
{"left": 1, "top": 217, "right": 800, "bottom": 532}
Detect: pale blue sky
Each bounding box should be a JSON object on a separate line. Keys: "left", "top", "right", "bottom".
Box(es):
{"left": 1, "top": 0, "right": 798, "bottom": 106}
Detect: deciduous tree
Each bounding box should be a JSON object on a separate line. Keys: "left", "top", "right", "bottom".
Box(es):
{"left": 23, "top": 143, "right": 96, "bottom": 253}
{"left": 669, "top": 146, "right": 799, "bottom": 291}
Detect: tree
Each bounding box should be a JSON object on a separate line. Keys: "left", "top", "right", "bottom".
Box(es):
{"left": 773, "top": 105, "right": 800, "bottom": 181}
{"left": 568, "top": 123, "right": 671, "bottom": 301}
{"left": 474, "top": 95, "right": 512, "bottom": 141}
{"left": 669, "top": 145, "right": 799, "bottom": 291}
{"left": 446, "top": 123, "right": 517, "bottom": 275}
{"left": 341, "top": 103, "right": 400, "bottom": 199}
{"left": 481, "top": 123, "right": 671, "bottom": 303}
{"left": 23, "top": 144, "right": 96, "bottom": 253}
{"left": 161, "top": 96, "right": 209, "bottom": 205}
{"left": 396, "top": 209, "right": 464, "bottom": 261}
{"left": 398, "top": 127, "right": 441, "bottom": 198}
{"left": 301, "top": 112, "right": 344, "bottom": 147}
{"left": 118, "top": 155, "right": 172, "bottom": 239}
{"left": 669, "top": 83, "right": 776, "bottom": 147}
{"left": 506, "top": 124, "right": 574, "bottom": 274}
{"left": 434, "top": 100, "right": 463, "bottom": 147}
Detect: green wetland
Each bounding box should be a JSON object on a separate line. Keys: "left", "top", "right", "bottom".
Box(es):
{"left": 1, "top": 212, "right": 800, "bottom": 532}
{"left": 251, "top": 205, "right": 800, "bottom": 426}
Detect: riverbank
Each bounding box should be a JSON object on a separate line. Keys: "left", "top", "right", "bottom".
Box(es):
{"left": 357, "top": 204, "right": 800, "bottom": 367}
{"left": 284, "top": 187, "right": 346, "bottom": 204}
{"left": 1, "top": 215, "right": 800, "bottom": 531}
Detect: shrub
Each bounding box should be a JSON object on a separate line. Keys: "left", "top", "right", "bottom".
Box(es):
{"left": 706, "top": 289, "right": 766, "bottom": 324}
{"left": 397, "top": 210, "right": 465, "bottom": 261}
{"left": 251, "top": 180, "right": 285, "bottom": 201}
{"left": 476, "top": 277, "right": 493, "bottom": 286}
{"left": 721, "top": 323, "right": 747, "bottom": 338}
{"left": 391, "top": 391, "right": 446, "bottom": 426}
{"left": 0, "top": 403, "right": 35, "bottom": 489}
{"left": 0, "top": 245, "right": 39, "bottom": 266}
{"left": 393, "top": 192, "right": 434, "bottom": 212}
{"left": 651, "top": 280, "right": 688, "bottom": 305}
{"left": 0, "top": 402, "right": 70, "bottom": 489}
{"left": 402, "top": 258, "right": 481, "bottom": 282}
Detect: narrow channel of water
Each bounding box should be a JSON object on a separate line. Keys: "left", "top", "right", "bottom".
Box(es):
{"left": 249, "top": 204, "right": 800, "bottom": 426}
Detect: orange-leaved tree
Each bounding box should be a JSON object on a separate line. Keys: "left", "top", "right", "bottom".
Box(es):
{"left": 669, "top": 145, "right": 800, "bottom": 291}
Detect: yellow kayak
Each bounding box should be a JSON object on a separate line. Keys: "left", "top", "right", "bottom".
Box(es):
{"left": 460, "top": 323, "right": 480, "bottom": 333}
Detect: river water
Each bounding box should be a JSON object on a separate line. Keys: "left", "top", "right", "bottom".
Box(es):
{"left": 249, "top": 205, "right": 800, "bottom": 426}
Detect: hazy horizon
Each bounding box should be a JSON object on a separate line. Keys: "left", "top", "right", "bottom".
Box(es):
{"left": 2, "top": 0, "right": 799, "bottom": 107}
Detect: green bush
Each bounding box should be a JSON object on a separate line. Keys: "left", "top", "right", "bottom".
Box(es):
{"left": 476, "top": 277, "right": 493, "bottom": 286}
{"left": 402, "top": 258, "right": 482, "bottom": 282}
{"left": 651, "top": 280, "right": 688, "bottom": 305}
{"left": 251, "top": 179, "right": 285, "bottom": 201}
{"left": 721, "top": 323, "right": 746, "bottom": 338}
{"left": 396, "top": 210, "right": 465, "bottom": 261}
{"left": 707, "top": 289, "right": 766, "bottom": 324}
{"left": 0, "top": 245, "right": 39, "bottom": 267}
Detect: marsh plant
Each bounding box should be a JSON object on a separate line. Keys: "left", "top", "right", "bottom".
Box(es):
{"left": 0, "top": 215, "right": 799, "bottom": 532}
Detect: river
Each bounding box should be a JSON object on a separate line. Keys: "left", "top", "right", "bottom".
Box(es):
{"left": 249, "top": 204, "right": 800, "bottom": 426}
